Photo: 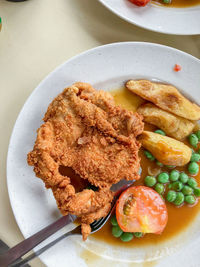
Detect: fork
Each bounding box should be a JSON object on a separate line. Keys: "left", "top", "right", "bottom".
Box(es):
{"left": 0, "top": 183, "right": 132, "bottom": 267}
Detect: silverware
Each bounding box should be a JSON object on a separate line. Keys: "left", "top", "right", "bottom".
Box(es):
{"left": 10, "top": 199, "right": 116, "bottom": 267}
{"left": 0, "top": 183, "right": 132, "bottom": 267}
{"left": 0, "top": 240, "right": 30, "bottom": 267}
{"left": 0, "top": 214, "right": 76, "bottom": 267}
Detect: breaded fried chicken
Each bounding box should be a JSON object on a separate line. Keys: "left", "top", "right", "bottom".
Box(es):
{"left": 27, "top": 82, "right": 143, "bottom": 240}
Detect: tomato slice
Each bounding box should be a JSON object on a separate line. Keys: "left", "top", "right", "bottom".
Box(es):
{"left": 116, "top": 186, "right": 168, "bottom": 234}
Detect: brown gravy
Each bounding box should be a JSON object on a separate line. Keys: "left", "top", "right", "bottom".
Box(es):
{"left": 92, "top": 87, "right": 200, "bottom": 247}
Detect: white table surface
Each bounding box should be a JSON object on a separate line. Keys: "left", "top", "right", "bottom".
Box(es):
{"left": 0, "top": 0, "right": 200, "bottom": 266}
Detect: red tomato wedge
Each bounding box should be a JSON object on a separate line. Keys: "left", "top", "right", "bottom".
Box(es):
{"left": 128, "top": 0, "right": 151, "bottom": 7}
{"left": 116, "top": 186, "right": 168, "bottom": 234}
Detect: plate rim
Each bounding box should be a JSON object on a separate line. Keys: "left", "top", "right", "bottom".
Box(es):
{"left": 97, "top": 0, "right": 200, "bottom": 35}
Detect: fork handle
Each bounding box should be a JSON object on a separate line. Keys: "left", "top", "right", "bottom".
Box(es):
{"left": 10, "top": 226, "right": 81, "bottom": 267}
{"left": 0, "top": 215, "right": 76, "bottom": 267}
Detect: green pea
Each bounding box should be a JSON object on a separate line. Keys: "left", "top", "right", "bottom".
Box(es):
{"left": 187, "top": 177, "right": 198, "bottom": 189}
{"left": 112, "top": 225, "right": 123, "bottom": 238}
{"left": 169, "top": 170, "right": 180, "bottom": 182}
{"left": 168, "top": 184, "right": 172, "bottom": 189}
{"left": 154, "top": 183, "right": 165, "bottom": 195}
{"left": 188, "top": 134, "right": 198, "bottom": 148}
{"left": 173, "top": 192, "right": 184, "bottom": 206}
{"left": 144, "top": 176, "right": 157, "bottom": 187}
{"left": 158, "top": 172, "right": 169, "bottom": 184}
{"left": 134, "top": 232, "right": 143, "bottom": 238}
{"left": 190, "top": 153, "right": 200, "bottom": 162}
{"left": 179, "top": 172, "right": 189, "bottom": 184}
{"left": 194, "top": 188, "right": 200, "bottom": 197}
{"left": 166, "top": 190, "right": 177, "bottom": 202}
{"left": 195, "top": 130, "right": 200, "bottom": 141}
{"left": 182, "top": 185, "right": 193, "bottom": 195}
{"left": 171, "top": 181, "right": 183, "bottom": 191}
{"left": 163, "top": 0, "right": 171, "bottom": 3}
{"left": 188, "top": 162, "right": 199, "bottom": 175}
{"left": 120, "top": 232, "right": 134, "bottom": 242}
{"left": 156, "top": 160, "right": 164, "bottom": 167}
{"left": 185, "top": 195, "right": 196, "bottom": 205}
{"left": 155, "top": 129, "right": 166, "bottom": 136}
{"left": 111, "top": 216, "right": 118, "bottom": 226}
{"left": 144, "top": 150, "right": 155, "bottom": 161}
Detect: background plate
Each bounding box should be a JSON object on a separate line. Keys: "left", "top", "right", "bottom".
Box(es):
{"left": 7, "top": 42, "right": 200, "bottom": 267}
{"left": 98, "top": 0, "right": 200, "bottom": 35}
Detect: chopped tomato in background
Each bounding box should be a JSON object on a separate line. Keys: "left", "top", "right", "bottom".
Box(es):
{"left": 128, "top": 0, "right": 151, "bottom": 7}
{"left": 174, "top": 64, "right": 182, "bottom": 72}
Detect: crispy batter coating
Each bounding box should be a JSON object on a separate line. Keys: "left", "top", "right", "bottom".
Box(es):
{"left": 27, "top": 82, "right": 143, "bottom": 240}
{"left": 137, "top": 103, "right": 195, "bottom": 140}
{"left": 139, "top": 131, "right": 192, "bottom": 166}
{"left": 126, "top": 80, "right": 200, "bottom": 121}
{"left": 81, "top": 224, "right": 91, "bottom": 241}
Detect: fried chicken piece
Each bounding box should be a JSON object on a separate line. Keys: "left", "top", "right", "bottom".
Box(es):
{"left": 126, "top": 80, "right": 200, "bottom": 121}
{"left": 81, "top": 203, "right": 111, "bottom": 241}
{"left": 81, "top": 224, "right": 91, "bottom": 241}
{"left": 27, "top": 82, "right": 143, "bottom": 240}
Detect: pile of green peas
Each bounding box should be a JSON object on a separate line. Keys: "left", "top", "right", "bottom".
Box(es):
{"left": 110, "top": 130, "right": 200, "bottom": 241}
{"left": 144, "top": 129, "right": 200, "bottom": 206}
{"left": 144, "top": 171, "right": 200, "bottom": 205}
{"left": 110, "top": 215, "right": 143, "bottom": 242}
{"left": 188, "top": 130, "right": 200, "bottom": 175}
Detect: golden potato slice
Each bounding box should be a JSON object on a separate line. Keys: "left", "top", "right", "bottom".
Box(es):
{"left": 137, "top": 103, "right": 195, "bottom": 140}
{"left": 139, "top": 131, "right": 192, "bottom": 166}
{"left": 126, "top": 80, "right": 200, "bottom": 121}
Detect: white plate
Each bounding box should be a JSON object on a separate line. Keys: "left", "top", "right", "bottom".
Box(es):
{"left": 7, "top": 42, "right": 200, "bottom": 267}
{"left": 98, "top": 0, "right": 200, "bottom": 35}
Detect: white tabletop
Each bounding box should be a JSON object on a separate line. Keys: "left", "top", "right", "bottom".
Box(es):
{"left": 0, "top": 0, "right": 200, "bottom": 266}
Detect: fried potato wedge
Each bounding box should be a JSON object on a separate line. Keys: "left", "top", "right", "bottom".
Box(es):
{"left": 126, "top": 80, "right": 200, "bottom": 121}
{"left": 137, "top": 103, "right": 195, "bottom": 140}
{"left": 139, "top": 131, "right": 192, "bottom": 166}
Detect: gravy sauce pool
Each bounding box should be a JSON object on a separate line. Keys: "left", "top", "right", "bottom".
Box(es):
{"left": 92, "top": 87, "right": 200, "bottom": 247}
{"left": 152, "top": 0, "right": 200, "bottom": 8}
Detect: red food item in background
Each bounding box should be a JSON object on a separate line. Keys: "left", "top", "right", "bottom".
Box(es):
{"left": 128, "top": 0, "right": 151, "bottom": 7}
{"left": 174, "top": 64, "right": 182, "bottom": 72}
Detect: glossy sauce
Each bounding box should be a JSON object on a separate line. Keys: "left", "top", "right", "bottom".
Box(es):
{"left": 152, "top": 0, "right": 200, "bottom": 8}
{"left": 92, "top": 87, "right": 200, "bottom": 247}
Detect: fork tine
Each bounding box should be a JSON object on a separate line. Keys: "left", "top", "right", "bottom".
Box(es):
{"left": 90, "top": 197, "right": 117, "bottom": 233}
{"left": 91, "top": 218, "right": 104, "bottom": 228}
{"left": 90, "top": 184, "right": 131, "bottom": 233}
{"left": 91, "top": 217, "right": 109, "bottom": 232}
{"left": 90, "top": 210, "right": 110, "bottom": 229}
